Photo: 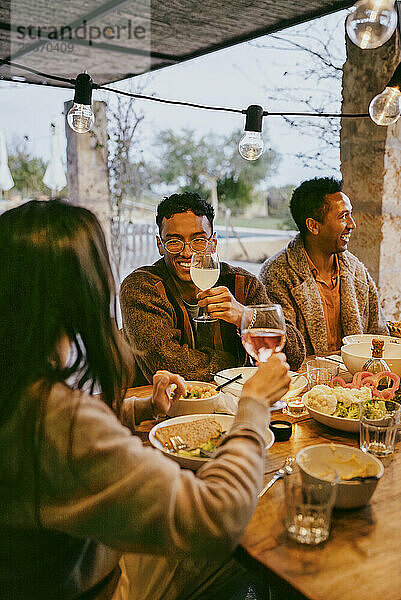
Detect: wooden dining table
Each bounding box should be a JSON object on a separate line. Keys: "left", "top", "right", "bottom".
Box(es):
{"left": 127, "top": 383, "right": 401, "bottom": 600}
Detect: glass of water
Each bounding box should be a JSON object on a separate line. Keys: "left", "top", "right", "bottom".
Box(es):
{"left": 284, "top": 466, "right": 337, "bottom": 545}
{"left": 359, "top": 399, "right": 401, "bottom": 457}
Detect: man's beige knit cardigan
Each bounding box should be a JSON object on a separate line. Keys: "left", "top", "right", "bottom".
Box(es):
{"left": 259, "top": 234, "right": 388, "bottom": 357}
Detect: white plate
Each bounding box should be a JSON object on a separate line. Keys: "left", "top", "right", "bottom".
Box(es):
{"left": 214, "top": 368, "right": 307, "bottom": 411}
{"left": 302, "top": 391, "right": 359, "bottom": 433}
{"left": 149, "top": 413, "right": 275, "bottom": 470}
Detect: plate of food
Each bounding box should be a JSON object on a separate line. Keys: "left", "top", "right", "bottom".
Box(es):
{"left": 167, "top": 381, "right": 221, "bottom": 417}
{"left": 149, "top": 413, "right": 275, "bottom": 470}
{"left": 214, "top": 368, "right": 307, "bottom": 410}
{"left": 302, "top": 385, "right": 396, "bottom": 433}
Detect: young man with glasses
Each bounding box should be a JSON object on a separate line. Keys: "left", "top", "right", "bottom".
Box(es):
{"left": 120, "top": 192, "right": 305, "bottom": 385}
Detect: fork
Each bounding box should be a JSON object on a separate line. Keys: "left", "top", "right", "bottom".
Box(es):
{"left": 258, "top": 456, "right": 296, "bottom": 498}
{"left": 169, "top": 436, "right": 215, "bottom": 458}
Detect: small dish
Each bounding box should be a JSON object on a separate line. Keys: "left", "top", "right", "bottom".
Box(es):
{"left": 269, "top": 420, "right": 292, "bottom": 441}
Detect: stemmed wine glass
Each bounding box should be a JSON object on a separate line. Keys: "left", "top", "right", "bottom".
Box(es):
{"left": 240, "top": 304, "right": 286, "bottom": 363}
{"left": 190, "top": 251, "right": 220, "bottom": 322}
{"left": 241, "top": 304, "right": 287, "bottom": 410}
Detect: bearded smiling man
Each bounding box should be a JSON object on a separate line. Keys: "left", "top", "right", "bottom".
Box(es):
{"left": 259, "top": 177, "right": 388, "bottom": 357}
{"left": 120, "top": 192, "right": 305, "bottom": 385}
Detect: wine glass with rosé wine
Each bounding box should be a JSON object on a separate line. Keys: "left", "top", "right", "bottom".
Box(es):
{"left": 190, "top": 250, "right": 220, "bottom": 323}
{"left": 240, "top": 304, "right": 286, "bottom": 363}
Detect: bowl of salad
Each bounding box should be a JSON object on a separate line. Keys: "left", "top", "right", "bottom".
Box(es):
{"left": 167, "top": 381, "right": 221, "bottom": 417}
{"left": 302, "top": 385, "right": 397, "bottom": 432}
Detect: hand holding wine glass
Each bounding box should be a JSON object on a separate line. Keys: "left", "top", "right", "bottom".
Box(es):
{"left": 240, "top": 304, "right": 286, "bottom": 363}
{"left": 190, "top": 251, "right": 220, "bottom": 322}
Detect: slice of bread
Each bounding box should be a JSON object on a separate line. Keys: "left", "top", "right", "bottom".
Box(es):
{"left": 155, "top": 417, "right": 225, "bottom": 450}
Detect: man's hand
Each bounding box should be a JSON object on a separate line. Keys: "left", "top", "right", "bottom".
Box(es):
{"left": 197, "top": 286, "right": 245, "bottom": 327}
{"left": 151, "top": 370, "right": 186, "bottom": 417}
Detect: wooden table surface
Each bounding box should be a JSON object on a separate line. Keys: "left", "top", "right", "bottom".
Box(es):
{"left": 127, "top": 383, "right": 401, "bottom": 600}
{"left": 236, "top": 414, "right": 401, "bottom": 600}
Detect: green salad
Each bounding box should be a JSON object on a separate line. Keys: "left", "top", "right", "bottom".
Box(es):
{"left": 333, "top": 399, "right": 389, "bottom": 420}
{"left": 177, "top": 432, "right": 226, "bottom": 458}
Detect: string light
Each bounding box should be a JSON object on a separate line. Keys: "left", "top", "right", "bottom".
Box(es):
{"left": 369, "top": 62, "right": 401, "bottom": 124}
{"left": 346, "top": 0, "right": 398, "bottom": 49}
{"left": 0, "top": 61, "right": 374, "bottom": 161}
{"left": 239, "top": 105, "right": 264, "bottom": 161}
{"left": 66, "top": 73, "right": 96, "bottom": 134}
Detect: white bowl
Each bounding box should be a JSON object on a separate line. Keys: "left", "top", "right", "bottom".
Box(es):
{"left": 342, "top": 334, "right": 401, "bottom": 346}
{"left": 167, "top": 381, "right": 221, "bottom": 417}
{"left": 214, "top": 367, "right": 257, "bottom": 397}
{"left": 341, "top": 342, "right": 401, "bottom": 376}
{"left": 296, "top": 444, "right": 384, "bottom": 509}
{"left": 214, "top": 368, "right": 307, "bottom": 409}
{"left": 150, "top": 413, "right": 275, "bottom": 470}
{"left": 302, "top": 391, "right": 359, "bottom": 432}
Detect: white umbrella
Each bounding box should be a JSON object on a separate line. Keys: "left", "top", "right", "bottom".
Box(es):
{"left": 43, "top": 117, "right": 67, "bottom": 195}
{"left": 0, "top": 131, "right": 14, "bottom": 192}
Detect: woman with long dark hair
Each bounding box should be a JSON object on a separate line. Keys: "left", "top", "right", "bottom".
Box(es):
{"left": 0, "top": 199, "right": 290, "bottom": 600}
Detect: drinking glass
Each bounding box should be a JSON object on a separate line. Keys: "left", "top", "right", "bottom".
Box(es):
{"left": 240, "top": 304, "right": 286, "bottom": 363}
{"left": 190, "top": 251, "right": 220, "bottom": 323}
{"left": 284, "top": 465, "right": 337, "bottom": 545}
{"left": 306, "top": 359, "right": 339, "bottom": 390}
{"left": 359, "top": 399, "right": 401, "bottom": 457}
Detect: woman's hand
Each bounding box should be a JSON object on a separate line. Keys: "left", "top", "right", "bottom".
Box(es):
{"left": 151, "top": 370, "right": 186, "bottom": 417}
{"left": 241, "top": 353, "right": 291, "bottom": 407}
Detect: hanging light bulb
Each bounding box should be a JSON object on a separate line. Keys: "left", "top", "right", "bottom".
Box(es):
{"left": 369, "top": 63, "right": 401, "bottom": 125}
{"left": 67, "top": 73, "right": 95, "bottom": 133}
{"left": 346, "top": 0, "right": 397, "bottom": 49}
{"left": 239, "top": 105, "right": 264, "bottom": 161}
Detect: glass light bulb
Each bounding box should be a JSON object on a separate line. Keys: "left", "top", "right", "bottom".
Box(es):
{"left": 238, "top": 131, "right": 264, "bottom": 161}
{"left": 67, "top": 103, "right": 95, "bottom": 133}
{"left": 369, "top": 86, "right": 401, "bottom": 125}
{"left": 346, "top": 0, "right": 397, "bottom": 49}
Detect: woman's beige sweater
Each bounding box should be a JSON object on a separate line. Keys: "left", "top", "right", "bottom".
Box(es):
{"left": 0, "top": 382, "right": 270, "bottom": 599}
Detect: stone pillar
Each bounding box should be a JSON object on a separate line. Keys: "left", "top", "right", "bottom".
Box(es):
{"left": 64, "top": 100, "right": 110, "bottom": 244}
{"left": 340, "top": 33, "right": 401, "bottom": 320}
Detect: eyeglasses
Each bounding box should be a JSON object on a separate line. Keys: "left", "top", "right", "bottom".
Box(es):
{"left": 160, "top": 234, "right": 213, "bottom": 255}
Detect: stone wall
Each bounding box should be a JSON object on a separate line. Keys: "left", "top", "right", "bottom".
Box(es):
{"left": 341, "top": 32, "right": 401, "bottom": 320}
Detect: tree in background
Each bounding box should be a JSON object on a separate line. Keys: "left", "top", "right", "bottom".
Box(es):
{"left": 247, "top": 11, "right": 345, "bottom": 173}
{"left": 155, "top": 127, "right": 279, "bottom": 214}
{"left": 7, "top": 138, "right": 62, "bottom": 198}
{"left": 106, "top": 81, "right": 155, "bottom": 277}
{"left": 265, "top": 184, "right": 297, "bottom": 229}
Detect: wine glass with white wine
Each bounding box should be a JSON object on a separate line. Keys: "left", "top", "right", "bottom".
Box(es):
{"left": 190, "top": 251, "right": 220, "bottom": 322}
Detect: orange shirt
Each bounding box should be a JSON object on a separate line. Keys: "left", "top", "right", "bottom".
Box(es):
{"left": 304, "top": 251, "right": 342, "bottom": 352}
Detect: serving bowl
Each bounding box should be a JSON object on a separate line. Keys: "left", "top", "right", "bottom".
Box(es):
{"left": 341, "top": 342, "right": 401, "bottom": 376}
{"left": 302, "top": 391, "right": 359, "bottom": 432}
{"left": 167, "top": 381, "right": 221, "bottom": 417}
{"left": 342, "top": 334, "right": 401, "bottom": 346}
{"left": 296, "top": 444, "right": 384, "bottom": 509}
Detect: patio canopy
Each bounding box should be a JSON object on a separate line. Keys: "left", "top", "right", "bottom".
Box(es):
{"left": 0, "top": 0, "right": 354, "bottom": 87}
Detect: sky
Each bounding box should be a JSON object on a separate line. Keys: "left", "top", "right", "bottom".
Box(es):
{"left": 0, "top": 10, "right": 347, "bottom": 189}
